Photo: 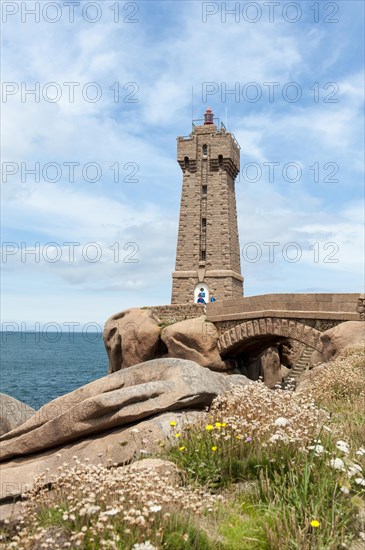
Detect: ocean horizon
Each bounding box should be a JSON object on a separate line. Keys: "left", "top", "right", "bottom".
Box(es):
{"left": 0, "top": 331, "right": 108, "bottom": 409}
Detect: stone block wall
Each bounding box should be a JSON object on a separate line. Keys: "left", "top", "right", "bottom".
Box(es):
{"left": 213, "top": 317, "right": 343, "bottom": 337}
{"left": 206, "top": 293, "right": 362, "bottom": 323}
{"left": 145, "top": 303, "right": 205, "bottom": 325}
{"left": 172, "top": 122, "right": 243, "bottom": 304}
{"left": 171, "top": 274, "right": 244, "bottom": 305}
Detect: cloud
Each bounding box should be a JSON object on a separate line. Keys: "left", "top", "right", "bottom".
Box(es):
{"left": 1, "top": 1, "right": 363, "bottom": 324}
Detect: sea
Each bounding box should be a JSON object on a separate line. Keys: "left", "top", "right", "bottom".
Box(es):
{"left": 0, "top": 332, "right": 107, "bottom": 410}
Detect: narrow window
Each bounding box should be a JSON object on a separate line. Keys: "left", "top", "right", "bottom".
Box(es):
{"left": 200, "top": 250, "right": 206, "bottom": 261}
{"left": 218, "top": 154, "right": 223, "bottom": 167}
{"left": 202, "top": 185, "right": 207, "bottom": 194}
{"left": 201, "top": 217, "right": 207, "bottom": 228}
{"left": 184, "top": 156, "right": 189, "bottom": 168}
{"left": 202, "top": 144, "right": 208, "bottom": 156}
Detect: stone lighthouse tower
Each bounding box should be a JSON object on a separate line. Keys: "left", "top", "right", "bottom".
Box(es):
{"left": 171, "top": 108, "right": 244, "bottom": 304}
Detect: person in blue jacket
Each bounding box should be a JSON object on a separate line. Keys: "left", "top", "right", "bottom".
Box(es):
{"left": 197, "top": 293, "right": 206, "bottom": 304}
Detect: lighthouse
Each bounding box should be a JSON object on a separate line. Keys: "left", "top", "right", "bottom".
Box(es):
{"left": 171, "top": 109, "right": 243, "bottom": 304}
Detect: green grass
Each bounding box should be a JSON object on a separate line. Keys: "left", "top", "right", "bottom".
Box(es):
{"left": 257, "top": 446, "right": 358, "bottom": 548}
{"left": 215, "top": 494, "right": 271, "bottom": 549}
{"left": 161, "top": 514, "right": 216, "bottom": 549}
{"left": 165, "top": 398, "right": 364, "bottom": 549}
{"left": 35, "top": 508, "right": 215, "bottom": 550}
{"left": 167, "top": 435, "right": 361, "bottom": 548}
{"left": 36, "top": 504, "right": 69, "bottom": 527}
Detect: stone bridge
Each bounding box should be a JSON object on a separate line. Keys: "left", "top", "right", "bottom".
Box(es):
{"left": 217, "top": 317, "right": 324, "bottom": 355}
{"left": 205, "top": 293, "right": 364, "bottom": 357}
{"left": 147, "top": 293, "right": 363, "bottom": 383}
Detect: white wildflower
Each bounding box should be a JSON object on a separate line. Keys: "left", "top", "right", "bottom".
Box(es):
{"left": 132, "top": 542, "right": 157, "bottom": 550}
{"left": 336, "top": 441, "right": 350, "bottom": 455}
{"left": 269, "top": 433, "right": 282, "bottom": 443}
{"left": 85, "top": 505, "right": 100, "bottom": 515}
{"left": 340, "top": 486, "right": 350, "bottom": 495}
{"left": 308, "top": 444, "right": 324, "bottom": 455}
{"left": 274, "top": 417, "right": 289, "bottom": 427}
{"left": 354, "top": 478, "right": 365, "bottom": 486}
{"left": 356, "top": 447, "right": 365, "bottom": 456}
{"left": 149, "top": 504, "right": 162, "bottom": 513}
{"left": 347, "top": 464, "right": 363, "bottom": 478}
{"left": 102, "top": 508, "right": 120, "bottom": 516}
{"left": 330, "top": 458, "right": 345, "bottom": 471}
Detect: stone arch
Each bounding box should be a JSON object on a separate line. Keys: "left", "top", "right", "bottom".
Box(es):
{"left": 218, "top": 317, "right": 323, "bottom": 355}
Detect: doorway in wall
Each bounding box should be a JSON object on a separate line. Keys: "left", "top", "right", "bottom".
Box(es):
{"left": 194, "top": 283, "right": 209, "bottom": 304}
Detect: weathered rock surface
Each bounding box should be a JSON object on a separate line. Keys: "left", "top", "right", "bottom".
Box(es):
{"left": 259, "top": 346, "right": 282, "bottom": 388}
{"left": 319, "top": 321, "right": 365, "bottom": 362}
{"left": 161, "top": 316, "right": 227, "bottom": 372}
{"left": 0, "top": 358, "right": 250, "bottom": 462}
{"left": 103, "top": 310, "right": 231, "bottom": 374}
{"left": 278, "top": 343, "right": 293, "bottom": 367}
{"left": 0, "top": 411, "right": 196, "bottom": 505}
{"left": 309, "top": 350, "right": 325, "bottom": 368}
{"left": 0, "top": 394, "right": 35, "bottom": 436}
{"left": 103, "top": 308, "right": 162, "bottom": 373}
{"left": 281, "top": 365, "right": 292, "bottom": 380}
{"left": 238, "top": 346, "right": 284, "bottom": 387}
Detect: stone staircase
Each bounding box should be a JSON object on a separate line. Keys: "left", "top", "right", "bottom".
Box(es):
{"left": 289, "top": 345, "right": 313, "bottom": 381}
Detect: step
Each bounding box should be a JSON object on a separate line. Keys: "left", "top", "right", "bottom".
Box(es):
{"left": 289, "top": 345, "right": 313, "bottom": 380}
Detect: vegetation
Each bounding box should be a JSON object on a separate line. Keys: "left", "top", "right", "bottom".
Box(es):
{"left": 1, "top": 348, "right": 364, "bottom": 549}
{"left": 157, "top": 321, "right": 174, "bottom": 330}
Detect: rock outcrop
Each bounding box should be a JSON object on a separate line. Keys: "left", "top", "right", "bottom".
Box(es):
{"left": 103, "top": 308, "right": 163, "bottom": 373}
{"left": 260, "top": 346, "right": 282, "bottom": 388}
{"left": 0, "top": 358, "right": 250, "bottom": 463}
{"left": 278, "top": 343, "right": 293, "bottom": 367}
{"left": 0, "top": 411, "right": 196, "bottom": 504}
{"left": 238, "top": 345, "right": 284, "bottom": 387}
{"left": 309, "top": 321, "right": 365, "bottom": 367}
{"left": 0, "top": 359, "right": 250, "bottom": 508}
{"left": 309, "top": 350, "right": 325, "bottom": 368}
{"left": 161, "top": 316, "right": 227, "bottom": 372}
{"left": 103, "top": 309, "right": 229, "bottom": 373}
{"left": 0, "top": 394, "right": 35, "bottom": 436}
{"left": 281, "top": 365, "right": 292, "bottom": 380}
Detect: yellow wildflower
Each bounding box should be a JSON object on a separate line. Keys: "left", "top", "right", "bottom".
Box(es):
{"left": 215, "top": 422, "right": 222, "bottom": 428}
{"left": 175, "top": 433, "right": 181, "bottom": 438}
{"left": 310, "top": 520, "right": 320, "bottom": 528}
{"left": 211, "top": 446, "right": 217, "bottom": 452}
{"left": 205, "top": 425, "right": 214, "bottom": 431}
{"left": 179, "top": 446, "right": 185, "bottom": 451}
{"left": 169, "top": 421, "right": 177, "bottom": 427}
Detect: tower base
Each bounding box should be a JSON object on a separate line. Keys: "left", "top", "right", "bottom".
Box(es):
{"left": 172, "top": 269, "right": 244, "bottom": 304}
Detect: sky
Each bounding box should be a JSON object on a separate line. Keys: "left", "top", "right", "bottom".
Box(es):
{"left": 1, "top": 0, "right": 364, "bottom": 330}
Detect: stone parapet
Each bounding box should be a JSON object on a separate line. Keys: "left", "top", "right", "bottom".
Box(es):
{"left": 207, "top": 310, "right": 360, "bottom": 323}
{"left": 145, "top": 303, "right": 205, "bottom": 325}
{"left": 206, "top": 293, "right": 361, "bottom": 320}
